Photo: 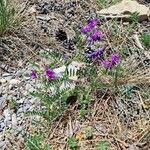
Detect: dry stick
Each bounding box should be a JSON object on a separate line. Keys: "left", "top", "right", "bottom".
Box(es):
{"left": 18, "top": 0, "right": 29, "bottom": 15}
{"left": 137, "top": 129, "right": 150, "bottom": 144}
{"left": 92, "top": 90, "right": 110, "bottom": 117}
{"left": 106, "top": 111, "right": 129, "bottom": 149}
{"left": 49, "top": 117, "right": 63, "bottom": 139}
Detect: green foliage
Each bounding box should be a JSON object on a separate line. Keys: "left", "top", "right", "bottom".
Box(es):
{"left": 67, "top": 137, "right": 78, "bottom": 150}
{"left": 85, "top": 127, "right": 93, "bottom": 139}
{"left": 0, "top": 0, "right": 16, "bottom": 35}
{"left": 96, "top": 140, "right": 110, "bottom": 150}
{"left": 140, "top": 32, "right": 150, "bottom": 48}
{"left": 26, "top": 134, "right": 52, "bottom": 150}
{"left": 96, "top": 0, "right": 120, "bottom": 8}
{"left": 129, "top": 12, "right": 139, "bottom": 24}
{"left": 9, "top": 99, "right": 18, "bottom": 110}
{"left": 120, "top": 84, "right": 139, "bottom": 98}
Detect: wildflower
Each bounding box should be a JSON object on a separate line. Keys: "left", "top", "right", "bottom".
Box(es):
{"left": 111, "top": 53, "right": 120, "bottom": 66}
{"left": 102, "top": 53, "right": 120, "bottom": 69}
{"left": 88, "top": 18, "right": 99, "bottom": 28}
{"left": 102, "top": 60, "right": 112, "bottom": 69}
{"left": 45, "top": 67, "right": 55, "bottom": 80}
{"left": 81, "top": 25, "right": 91, "bottom": 33}
{"left": 90, "top": 30, "right": 103, "bottom": 42}
{"left": 31, "top": 70, "right": 37, "bottom": 79}
{"left": 81, "top": 18, "right": 99, "bottom": 33}
{"left": 87, "top": 47, "right": 105, "bottom": 60}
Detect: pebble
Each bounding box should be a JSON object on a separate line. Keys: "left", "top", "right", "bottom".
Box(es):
{"left": 11, "top": 114, "right": 17, "bottom": 129}
{"left": 0, "top": 141, "right": 6, "bottom": 148}
{"left": 17, "top": 98, "right": 25, "bottom": 104}
{"left": 0, "top": 97, "right": 6, "bottom": 110}
{"left": 9, "top": 79, "right": 21, "bottom": 85}
{"left": 0, "top": 78, "right": 7, "bottom": 84}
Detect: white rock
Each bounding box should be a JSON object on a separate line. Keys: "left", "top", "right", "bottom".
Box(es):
{"left": 12, "top": 114, "right": 17, "bottom": 129}
{"left": 0, "top": 141, "right": 6, "bottom": 148}
{"left": 0, "top": 79, "right": 7, "bottom": 84}
{"left": 17, "top": 98, "right": 25, "bottom": 104}
{"left": 3, "top": 109, "right": 10, "bottom": 119}
{"left": 98, "top": 0, "right": 149, "bottom": 21}
{"left": 9, "top": 79, "right": 21, "bottom": 85}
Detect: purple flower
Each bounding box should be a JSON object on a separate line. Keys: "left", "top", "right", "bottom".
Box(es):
{"left": 87, "top": 47, "right": 105, "bottom": 60}
{"left": 81, "top": 18, "right": 99, "bottom": 33}
{"left": 81, "top": 25, "right": 91, "bottom": 33}
{"left": 31, "top": 70, "right": 37, "bottom": 79}
{"left": 45, "top": 67, "right": 55, "bottom": 80}
{"left": 88, "top": 18, "right": 99, "bottom": 28}
{"left": 102, "top": 60, "right": 112, "bottom": 69}
{"left": 102, "top": 53, "right": 120, "bottom": 69}
{"left": 111, "top": 53, "right": 120, "bottom": 65}
{"left": 90, "top": 30, "right": 103, "bottom": 42}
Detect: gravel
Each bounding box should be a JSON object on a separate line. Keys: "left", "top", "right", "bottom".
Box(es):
{"left": 0, "top": 62, "right": 40, "bottom": 149}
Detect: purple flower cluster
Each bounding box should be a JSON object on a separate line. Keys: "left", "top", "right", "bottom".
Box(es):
{"left": 81, "top": 18, "right": 103, "bottom": 43}
{"left": 102, "top": 53, "right": 120, "bottom": 69}
{"left": 81, "top": 18, "right": 104, "bottom": 60}
{"left": 31, "top": 70, "right": 37, "bottom": 79}
{"left": 45, "top": 67, "right": 55, "bottom": 80}
{"left": 81, "top": 18, "right": 98, "bottom": 33}
{"left": 81, "top": 18, "right": 120, "bottom": 69}
{"left": 31, "top": 67, "right": 56, "bottom": 80}
{"left": 87, "top": 47, "right": 105, "bottom": 60}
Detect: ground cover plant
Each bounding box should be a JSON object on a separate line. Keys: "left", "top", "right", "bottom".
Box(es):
{"left": 0, "top": 0, "right": 16, "bottom": 35}
{"left": 25, "top": 16, "right": 150, "bottom": 149}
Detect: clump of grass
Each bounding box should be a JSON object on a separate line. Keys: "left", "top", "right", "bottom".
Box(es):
{"left": 140, "top": 32, "right": 150, "bottom": 48}
{"left": 0, "top": 0, "right": 16, "bottom": 35}
{"left": 96, "top": 0, "right": 120, "bottom": 8}
{"left": 25, "top": 134, "right": 52, "bottom": 150}
{"left": 96, "top": 140, "right": 110, "bottom": 150}
{"left": 67, "top": 137, "right": 78, "bottom": 150}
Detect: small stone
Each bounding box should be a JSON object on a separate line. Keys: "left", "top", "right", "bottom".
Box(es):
{"left": 0, "top": 122, "right": 5, "bottom": 129}
{"left": 0, "top": 97, "right": 6, "bottom": 110}
{"left": 3, "top": 109, "right": 11, "bottom": 119}
{"left": 2, "top": 73, "right": 11, "bottom": 77}
{"left": 36, "top": 15, "right": 51, "bottom": 21}
{"left": 0, "top": 79, "right": 7, "bottom": 84}
{"left": 17, "top": 98, "right": 25, "bottom": 104}
{"left": 25, "top": 84, "right": 34, "bottom": 93}
{"left": 9, "top": 79, "right": 21, "bottom": 85}
{"left": 12, "top": 114, "right": 17, "bottom": 129}
{"left": 17, "top": 108, "right": 24, "bottom": 114}
{"left": 0, "top": 141, "right": 6, "bottom": 148}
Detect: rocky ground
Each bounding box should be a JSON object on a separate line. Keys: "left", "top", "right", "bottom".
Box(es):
{"left": 0, "top": 0, "right": 150, "bottom": 150}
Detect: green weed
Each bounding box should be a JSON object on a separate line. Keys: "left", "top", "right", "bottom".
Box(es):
{"left": 0, "top": 0, "right": 16, "bottom": 35}
{"left": 140, "top": 32, "right": 150, "bottom": 48}
{"left": 96, "top": 140, "right": 110, "bottom": 150}
{"left": 67, "top": 137, "right": 78, "bottom": 150}
{"left": 96, "top": 0, "right": 120, "bottom": 8}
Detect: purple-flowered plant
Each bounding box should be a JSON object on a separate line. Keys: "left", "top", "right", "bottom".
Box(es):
{"left": 87, "top": 47, "right": 105, "bottom": 60}
{"left": 90, "top": 30, "right": 103, "bottom": 42}
{"left": 88, "top": 18, "right": 99, "bottom": 28}
{"left": 31, "top": 70, "right": 37, "bottom": 79}
{"left": 45, "top": 67, "right": 56, "bottom": 80}
{"left": 111, "top": 53, "right": 120, "bottom": 66}
{"left": 81, "top": 25, "right": 92, "bottom": 33}
{"left": 81, "top": 18, "right": 99, "bottom": 33}
{"left": 102, "top": 53, "right": 120, "bottom": 69}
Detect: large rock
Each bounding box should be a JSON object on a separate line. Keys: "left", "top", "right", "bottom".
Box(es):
{"left": 98, "top": 0, "right": 150, "bottom": 21}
